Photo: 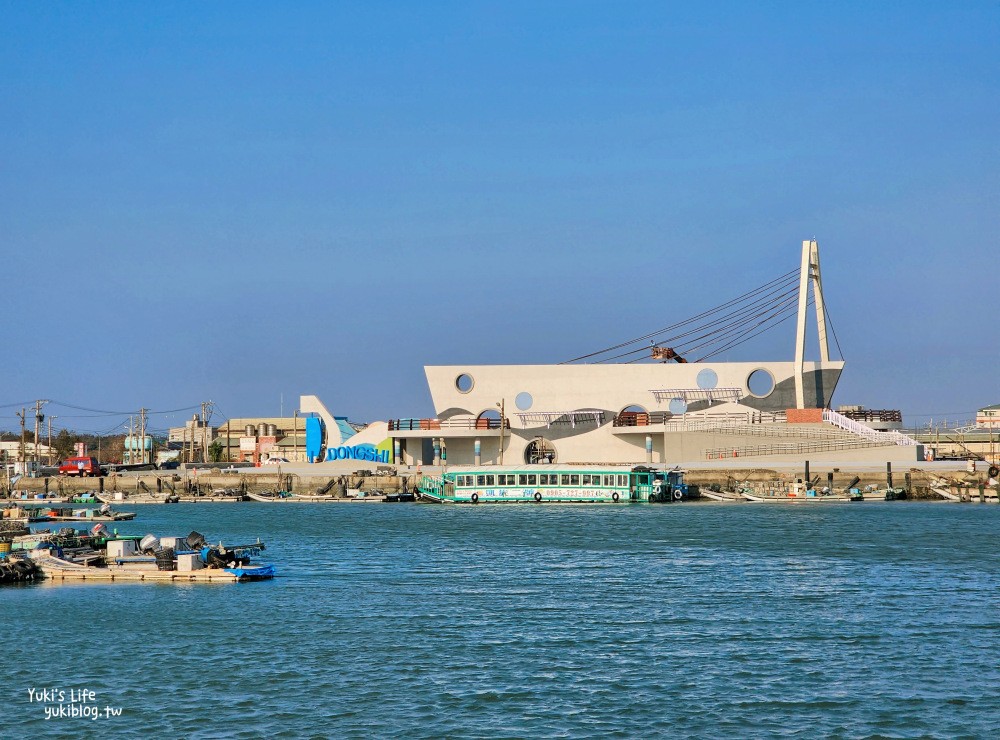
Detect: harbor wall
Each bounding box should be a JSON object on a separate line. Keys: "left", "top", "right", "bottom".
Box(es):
{"left": 2, "top": 462, "right": 989, "bottom": 502}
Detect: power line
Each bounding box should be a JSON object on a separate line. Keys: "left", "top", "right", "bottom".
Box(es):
{"left": 591, "top": 280, "right": 800, "bottom": 364}
{"left": 561, "top": 268, "right": 799, "bottom": 363}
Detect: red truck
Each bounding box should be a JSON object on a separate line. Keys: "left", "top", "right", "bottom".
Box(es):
{"left": 58, "top": 456, "right": 103, "bottom": 477}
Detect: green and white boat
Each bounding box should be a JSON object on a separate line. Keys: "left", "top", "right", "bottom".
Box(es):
{"left": 417, "top": 465, "right": 690, "bottom": 504}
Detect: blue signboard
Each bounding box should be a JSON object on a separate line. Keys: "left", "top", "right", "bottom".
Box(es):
{"left": 305, "top": 416, "right": 324, "bottom": 462}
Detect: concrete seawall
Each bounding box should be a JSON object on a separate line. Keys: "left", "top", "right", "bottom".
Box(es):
{"left": 3, "top": 461, "right": 991, "bottom": 502}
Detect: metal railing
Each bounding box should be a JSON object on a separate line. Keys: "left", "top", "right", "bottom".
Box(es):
{"left": 614, "top": 410, "right": 786, "bottom": 428}
{"left": 704, "top": 438, "right": 892, "bottom": 460}
{"left": 387, "top": 418, "right": 509, "bottom": 431}
{"left": 697, "top": 423, "right": 875, "bottom": 440}
{"left": 838, "top": 408, "right": 902, "bottom": 423}
{"left": 823, "top": 409, "right": 918, "bottom": 446}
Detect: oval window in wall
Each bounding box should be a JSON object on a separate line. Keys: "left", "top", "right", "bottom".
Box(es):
{"left": 515, "top": 392, "right": 533, "bottom": 411}
{"left": 696, "top": 368, "right": 718, "bottom": 390}
{"left": 456, "top": 374, "right": 474, "bottom": 393}
{"left": 668, "top": 398, "right": 688, "bottom": 415}
{"left": 747, "top": 368, "right": 775, "bottom": 398}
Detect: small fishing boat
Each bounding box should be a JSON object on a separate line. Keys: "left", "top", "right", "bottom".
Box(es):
{"left": 28, "top": 530, "right": 275, "bottom": 583}
{"left": 740, "top": 484, "right": 853, "bottom": 502}
{"left": 43, "top": 504, "right": 137, "bottom": 522}
{"left": 247, "top": 490, "right": 337, "bottom": 503}
{"left": 5, "top": 492, "right": 69, "bottom": 503}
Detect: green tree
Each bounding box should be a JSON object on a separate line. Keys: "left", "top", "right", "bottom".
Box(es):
{"left": 53, "top": 429, "right": 77, "bottom": 460}
{"left": 208, "top": 439, "right": 224, "bottom": 462}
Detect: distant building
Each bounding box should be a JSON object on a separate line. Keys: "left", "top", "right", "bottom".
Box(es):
{"left": 976, "top": 404, "right": 1000, "bottom": 429}
{"left": 167, "top": 416, "right": 308, "bottom": 464}
{"left": 835, "top": 405, "right": 903, "bottom": 432}
{"left": 0, "top": 440, "right": 55, "bottom": 462}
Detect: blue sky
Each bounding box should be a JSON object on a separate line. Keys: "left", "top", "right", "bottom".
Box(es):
{"left": 2, "top": 2, "right": 998, "bottom": 434}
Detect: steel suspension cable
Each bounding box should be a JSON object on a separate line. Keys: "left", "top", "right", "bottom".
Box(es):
{"left": 561, "top": 268, "right": 799, "bottom": 363}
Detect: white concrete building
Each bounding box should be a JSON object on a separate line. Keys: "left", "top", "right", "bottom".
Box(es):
{"left": 307, "top": 240, "right": 925, "bottom": 467}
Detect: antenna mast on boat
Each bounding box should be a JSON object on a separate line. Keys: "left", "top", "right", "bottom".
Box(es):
{"left": 793, "top": 239, "right": 831, "bottom": 409}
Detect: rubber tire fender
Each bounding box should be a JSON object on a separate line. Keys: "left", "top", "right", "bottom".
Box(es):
{"left": 470, "top": 493, "right": 479, "bottom": 503}
{"left": 989, "top": 465, "right": 1000, "bottom": 478}
{"left": 612, "top": 492, "right": 620, "bottom": 502}
{"left": 534, "top": 492, "right": 542, "bottom": 502}
{"left": 672, "top": 489, "right": 683, "bottom": 501}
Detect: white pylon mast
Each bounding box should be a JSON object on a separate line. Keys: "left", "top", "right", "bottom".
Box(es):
{"left": 794, "top": 239, "right": 831, "bottom": 409}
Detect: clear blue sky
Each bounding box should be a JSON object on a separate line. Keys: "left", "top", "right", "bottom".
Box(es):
{"left": 2, "top": 2, "right": 998, "bottom": 435}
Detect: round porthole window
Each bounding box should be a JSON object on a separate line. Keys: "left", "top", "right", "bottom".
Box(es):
{"left": 515, "top": 392, "right": 533, "bottom": 411}
{"left": 668, "top": 398, "right": 688, "bottom": 415}
{"left": 747, "top": 368, "right": 775, "bottom": 398}
{"left": 696, "top": 368, "right": 718, "bottom": 390}
{"left": 456, "top": 374, "right": 474, "bottom": 393}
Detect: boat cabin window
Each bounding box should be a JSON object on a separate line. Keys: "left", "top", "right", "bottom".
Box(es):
{"left": 617, "top": 474, "right": 627, "bottom": 486}
{"left": 560, "top": 474, "right": 570, "bottom": 485}
{"left": 571, "top": 474, "right": 580, "bottom": 485}
{"left": 485, "top": 475, "right": 495, "bottom": 486}
{"left": 527, "top": 474, "right": 536, "bottom": 485}
{"left": 476, "top": 475, "right": 486, "bottom": 486}
{"left": 539, "top": 474, "right": 552, "bottom": 485}
{"left": 582, "top": 474, "right": 591, "bottom": 485}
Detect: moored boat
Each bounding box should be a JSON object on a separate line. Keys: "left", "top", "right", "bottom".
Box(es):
{"left": 247, "top": 491, "right": 337, "bottom": 503}
{"left": 27, "top": 530, "right": 275, "bottom": 583}
{"left": 417, "top": 465, "right": 690, "bottom": 504}
{"left": 44, "top": 504, "right": 137, "bottom": 522}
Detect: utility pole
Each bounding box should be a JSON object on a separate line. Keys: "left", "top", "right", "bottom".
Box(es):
{"left": 33, "top": 400, "right": 48, "bottom": 471}
{"left": 200, "top": 401, "right": 212, "bottom": 463}
{"left": 293, "top": 410, "right": 298, "bottom": 463}
{"left": 138, "top": 408, "right": 148, "bottom": 466}
{"left": 17, "top": 408, "right": 26, "bottom": 468}
{"left": 47, "top": 415, "right": 57, "bottom": 465}
{"left": 496, "top": 399, "right": 506, "bottom": 465}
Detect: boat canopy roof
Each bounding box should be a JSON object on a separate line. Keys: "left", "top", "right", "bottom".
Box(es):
{"left": 442, "top": 464, "right": 685, "bottom": 474}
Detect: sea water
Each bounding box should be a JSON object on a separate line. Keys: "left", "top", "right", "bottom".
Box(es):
{"left": 4, "top": 501, "right": 1000, "bottom": 738}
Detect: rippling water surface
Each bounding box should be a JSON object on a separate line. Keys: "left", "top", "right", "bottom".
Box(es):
{"left": 5, "top": 501, "right": 1000, "bottom": 738}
